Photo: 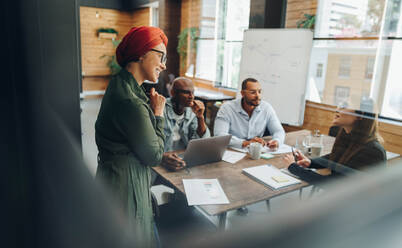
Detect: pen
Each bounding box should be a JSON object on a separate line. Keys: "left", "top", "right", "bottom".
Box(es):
{"left": 292, "top": 147, "right": 298, "bottom": 162}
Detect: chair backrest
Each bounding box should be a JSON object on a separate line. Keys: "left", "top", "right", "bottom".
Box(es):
{"left": 328, "top": 126, "right": 340, "bottom": 137}
{"left": 263, "top": 128, "right": 271, "bottom": 137}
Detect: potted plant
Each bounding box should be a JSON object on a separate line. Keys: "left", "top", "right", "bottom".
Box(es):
{"left": 100, "top": 39, "right": 121, "bottom": 75}
{"left": 97, "top": 28, "right": 118, "bottom": 40}
{"left": 177, "top": 27, "right": 199, "bottom": 70}
{"left": 297, "top": 14, "right": 316, "bottom": 30}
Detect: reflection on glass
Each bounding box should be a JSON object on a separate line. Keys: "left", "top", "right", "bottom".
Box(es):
{"left": 315, "top": 0, "right": 385, "bottom": 38}
{"left": 307, "top": 40, "right": 377, "bottom": 110}
{"left": 195, "top": 0, "right": 250, "bottom": 89}
{"left": 195, "top": 40, "right": 217, "bottom": 81}
{"left": 382, "top": 0, "right": 402, "bottom": 37}
{"left": 376, "top": 40, "right": 402, "bottom": 120}
{"left": 215, "top": 41, "right": 243, "bottom": 89}
{"left": 310, "top": 0, "right": 402, "bottom": 121}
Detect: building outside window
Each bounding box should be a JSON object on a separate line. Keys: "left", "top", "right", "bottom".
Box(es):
{"left": 316, "top": 63, "right": 323, "bottom": 77}
{"left": 365, "top": 56, "right": 375, "bottom": 79}
{"left": 307, "top": 0, "right": 402, "bottom": 121}
{"left": 334, "top": 86, "right": 350, "bottom": 106}
{"left": 338, "top": 56, "right": 351, "bottom": 78}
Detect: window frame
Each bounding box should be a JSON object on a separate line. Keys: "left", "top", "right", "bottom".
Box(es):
{"left": 309, "top": 0, "right": 402, "bottom": 123}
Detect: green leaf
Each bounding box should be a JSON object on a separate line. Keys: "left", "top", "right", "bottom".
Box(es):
{"left": 97, "top": 28, "right": 118, "bottom": 34}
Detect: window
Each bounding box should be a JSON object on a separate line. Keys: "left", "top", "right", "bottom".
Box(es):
{"left": 194, "top": 0, "right": 250, "bottom": 89}
{"left": 316, "top": 63, "right": 323, "bottom": 77}
{"left": 334, "top": 86, "right": 350, "bottom": 106}
{"left": 338, "top": 56, "right": 351, "bottom": 78}
{"left": 192, "top": 0, "right": 217, "bottom": 80}
{"left": 307, "top": 0, "right": 402, "bottom": 121}
{"left": 365, "top": 56, "right": 375, "bottom": 79}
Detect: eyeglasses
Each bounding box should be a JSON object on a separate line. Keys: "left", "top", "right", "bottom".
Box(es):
{"left": 150, "top": 49, "right": 167, "bottom": 64}
{"left": 243, "top": 89, "right": 262, "bottom": 95}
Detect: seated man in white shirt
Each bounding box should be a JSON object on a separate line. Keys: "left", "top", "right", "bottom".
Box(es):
{"left": 214, "top": 77, "right": 285, "bottom": 150}
{"left": 214, "top": 77, "right": 285, "bottom": 215}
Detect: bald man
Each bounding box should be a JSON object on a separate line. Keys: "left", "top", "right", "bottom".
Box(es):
{"left": 161, "top": 77, "right": 210, "bottom": 171}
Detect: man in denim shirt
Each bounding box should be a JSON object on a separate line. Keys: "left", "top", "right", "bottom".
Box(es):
{"left": 161, "top": 77, "right": 210, "bottom": 171}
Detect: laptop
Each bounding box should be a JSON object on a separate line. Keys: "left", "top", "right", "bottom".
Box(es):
{"left": 178, "top": 135, "right": 232, "bottom": 167}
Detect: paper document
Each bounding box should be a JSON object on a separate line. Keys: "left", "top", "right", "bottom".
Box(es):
{"left": 230, "top": 146, "right": 248, "bottom": 153}
{"left": 231, "top": 146, "right": 275, "bottom": 154}
{"left": 230, "top": 144, "right": 293, "bottom": 155}
{"left": 243, "top": 165, "right": 301, "bottom": 190}
{"left": 268, "top": 144, "right": 293, "bottom": 155}
{"left": 280, "top": 168, "right": 300, "bottom": 179}
{"left": 386, "top": 151, "right": 400, "bottom": 160}
{"left": 280, "top": 167, "right": 316, "bottom": 179}
{"left": 183, "top": 179, "right": 230, "bottom": 206}
{"left": 222, "top": 150, "right": 246, "bottom": 164}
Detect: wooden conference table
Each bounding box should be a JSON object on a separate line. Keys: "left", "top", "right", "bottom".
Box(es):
{"left": 152, "top": 130, "right": 335, "bottom": 230}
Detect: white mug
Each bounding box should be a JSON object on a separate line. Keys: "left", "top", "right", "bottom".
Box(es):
{"left": 249, "top": 142, "right": 262, "bottom": 160}
{"left": 310, "top": 143, "right": 323, "bottom": 157}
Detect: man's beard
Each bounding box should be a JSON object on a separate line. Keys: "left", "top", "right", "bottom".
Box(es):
{"left": 244, "top": 98, "right": 260, "bottom": 107}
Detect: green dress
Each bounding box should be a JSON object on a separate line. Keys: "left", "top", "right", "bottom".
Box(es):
{"left": 95, "top": 68, "right": 165, "bottom": 247}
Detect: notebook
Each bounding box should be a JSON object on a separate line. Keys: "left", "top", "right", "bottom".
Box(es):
{"left": 242, "top": 165, "right": 301, "bottom": 190}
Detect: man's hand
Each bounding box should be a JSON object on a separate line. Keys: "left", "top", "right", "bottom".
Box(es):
{"left": 242, "top": 137, "right": 266, "bottom": 147}
{"left": 161, "top": 153, "right": 186, "bottom": 171}
{"left": 267, "top": 139, "right": 279, "bottom": 150}
{"left": 191, "top": 100, "right": 205, "bottom": 119}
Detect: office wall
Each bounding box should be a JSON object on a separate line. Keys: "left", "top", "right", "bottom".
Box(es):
{"left": 159, "top": 0, "right": 182, "bottom": 77}
{"left": 285, "top": 0, "right": 317, "bottom": 28}
{"left": 80, "top": 6, "right": 151, "bottom": 93}
{"left": 180, "top": 0, "right": 201, "bottom": 76}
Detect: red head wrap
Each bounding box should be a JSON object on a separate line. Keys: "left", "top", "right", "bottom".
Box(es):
{"left": 116, "top": 26, "right": 168, "bottom": 67}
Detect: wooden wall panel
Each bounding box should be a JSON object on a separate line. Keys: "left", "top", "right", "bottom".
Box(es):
{"left": 82, "top": 76, "right": 110, "bottom": 91}
{"left": 132, "top": 7, "right": 152, "bottom": 27}
{"left": 159, "top": 0, "right": 181, "bottom": 77}
{"left": 80, "top": 6, "right": 151, "bottom": 95}
{"left": 80, "top": 7, "right": 137, "bottom": 76}
{"left": 180, "top": 0, "right": 202, "bottom": 75}
{"left": 285, "top": 0, "right": 317, "bottom": 28}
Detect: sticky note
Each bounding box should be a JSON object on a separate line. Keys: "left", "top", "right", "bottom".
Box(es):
{"left": 261, "top": 153, "right": 274, "bottom": 160}
{"left": 271, "top": 175, "right": 289, "bottom": 183}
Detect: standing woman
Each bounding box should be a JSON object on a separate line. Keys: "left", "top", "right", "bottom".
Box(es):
{"left": 95, "top": 26, "right": 167, "bottom": 246}
{"left": 284, "top": 106, "right": 386, "bottom": 184}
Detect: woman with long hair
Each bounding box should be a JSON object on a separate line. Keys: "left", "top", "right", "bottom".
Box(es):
{"left": 95, "top": 26, "right": 168, "bottom": 247}
{"left": 284, "top": 105, "right": 386, "bottom": 184}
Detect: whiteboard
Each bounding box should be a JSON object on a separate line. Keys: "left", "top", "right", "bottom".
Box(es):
{"left": 238, "top": 29, "right": 313, "bottom": 126}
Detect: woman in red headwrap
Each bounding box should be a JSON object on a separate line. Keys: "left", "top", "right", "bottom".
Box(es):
{"left": 95, "top": 26, "right": 168, "bottom": 247}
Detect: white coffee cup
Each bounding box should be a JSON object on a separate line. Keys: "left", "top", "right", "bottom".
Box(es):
{"left": 310, "top": 143, "right": 323, "bottom": 157}
{"left": 249, "top": 142, "right": 262, "bottom": 160}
